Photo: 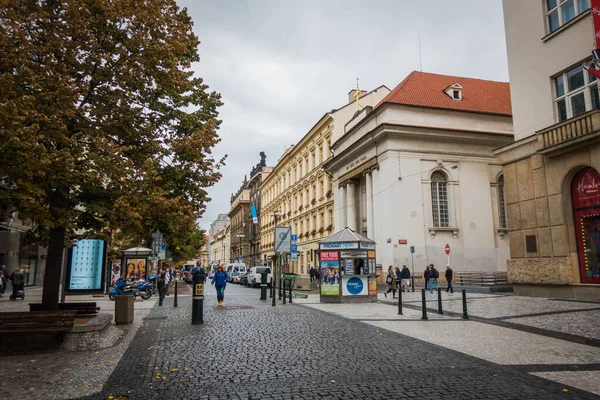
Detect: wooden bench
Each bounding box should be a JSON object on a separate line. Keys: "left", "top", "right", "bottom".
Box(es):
{"left": 29, "top": 302, "right": 100, "bottom": 317}
{"left": 0, "top": 311, "right": 77, "bottom": 354}
{"left": 455, "top": 271, "right": 508, "bottom": 286}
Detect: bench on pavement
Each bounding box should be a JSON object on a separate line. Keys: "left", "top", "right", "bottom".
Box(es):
{"left": 29, "top": 302, "right": 100, "bottom": 317}
{"left": 456, "top": 271, "right": 508, "bottom": 286}
{"left": 0, "top": 311, "right": 77, "bottom": 354}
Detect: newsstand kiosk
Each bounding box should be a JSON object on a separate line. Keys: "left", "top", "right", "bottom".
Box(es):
{"left": 318, "top": 228, "right": 378, "bottom": 303}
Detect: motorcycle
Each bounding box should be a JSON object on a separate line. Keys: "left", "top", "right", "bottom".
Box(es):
{"left": 134, "top": 275, "right": 155, "bottom": 299}
{"left": 109, "top": 277, "right": 145, "bottom": 300}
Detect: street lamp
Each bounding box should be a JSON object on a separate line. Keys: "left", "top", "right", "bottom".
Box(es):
{"left": 236, "top": 234, "right": 245, "bottom": 263}
{"left": 269, "top": 211, "right": 282, "bottom": 306}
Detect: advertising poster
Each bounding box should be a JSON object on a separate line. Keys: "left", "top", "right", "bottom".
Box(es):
{"left": 110, "top": 259, "right": 121, "bottom": 285}
{"left": 342, "top": 276, "right": 368, "bottom": 296}
{"left": 320, "top": 284, "right": 340, "bottom": 296}
{"left": 320, "top": 251, "right": 339, "bottom": 261}
{"left": 368, "top": 276, "right": 377, "bottom": 295}
{"left": 67, "top": 239, "right": 106, "bottom": 292}
{"left": 125, "top": 258, "right": 147, "bottom": 280}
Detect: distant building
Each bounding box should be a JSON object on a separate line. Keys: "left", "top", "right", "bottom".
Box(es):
{"left": 210, "top": 224, "right": 230, "bottom": 265}
{"left": 326, "top": 71, "right": 513, "bottom": 272}
{"left": 260, "top": 86, "right": 390, "bottom": 274}
{"left": 208, "top": 214, "right": 230, "bottom": 264}
{"left": 228, "top": 182, "right": 250, "bottom": 265}
{"left": 247, "top": 153, "right": 273, "bottom": 267}
{"left": 496, "top": 0, "right": 600, "bottom": 299}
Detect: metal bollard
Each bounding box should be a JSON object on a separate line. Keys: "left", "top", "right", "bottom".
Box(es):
{"left": 282, "top": 280, "right": 287, "bottom": 304}
{"left": 278, "top": 276, "right": 282, "bottom": 300}
{"left": 411, "top": 276, "right": 415, "bottom": 292}
{"left": 462, "top": 289, "right": 469, "bottom": 319}
{"left": 191, "top": 273, "right": 204, "bottom": 325}
{"left": 289, "top": 280, "right": 293, "bottom": 303}
{"left": 272, "top": 275, "right": 276, "bottom": 307}
{"left": 437, "top": 288, "right": 443, "bottom": 314}
{"left": 397, "top": 288, "right": 403, "bottom": 315}
{"left": 421, "top": 289, "right": 428, "bottom": 320}
{"left": 173, "top": 280, "right": 178, "bottom": 307}
{"left": 269, "top": 277, "right": 273, "bottom": 298}
{"left": 260, "top": 272, "right": 267, "bottom": 300}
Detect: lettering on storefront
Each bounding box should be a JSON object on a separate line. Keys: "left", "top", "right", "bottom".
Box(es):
{"left": 345, "top": 156, "right": 367, "bottom": 171}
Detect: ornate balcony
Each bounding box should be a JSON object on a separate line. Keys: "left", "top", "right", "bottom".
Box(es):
{"left": 537, "top": 109, "right": 600, "bottom": 155}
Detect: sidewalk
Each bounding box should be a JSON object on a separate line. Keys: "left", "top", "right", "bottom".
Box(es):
{"left": 293, "top": 289, "right": 600, "bottom": 396}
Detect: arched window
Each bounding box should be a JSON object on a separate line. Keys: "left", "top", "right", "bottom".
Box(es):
{"left": 498, "top": 175, "right": 507, "bottom": 229}
{"left": 431, "top": 171, "right": 449, "bottom": 227}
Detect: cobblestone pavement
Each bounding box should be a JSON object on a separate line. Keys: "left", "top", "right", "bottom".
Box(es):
{"left": 79, "top": 284, "right": 598, "bottom": 400}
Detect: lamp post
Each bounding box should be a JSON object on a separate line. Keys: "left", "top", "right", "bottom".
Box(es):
{"left": 236, "top": 234, "right": 245, "bottom": 264}
{"left": 269, "top": 211, "right": 282, "bottom": 306}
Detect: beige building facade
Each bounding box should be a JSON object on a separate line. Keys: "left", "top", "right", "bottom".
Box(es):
{"left": 497, "top": 0, "right": 600, "bottom": 299}
{"left": 209, "top": 224, "right": 230, "bottom": 265}
{"left": 228, "top": 186, "right": 250, "bottom": 265}
{"left": 260, "top": 87, "right": 390, "bottom": 274}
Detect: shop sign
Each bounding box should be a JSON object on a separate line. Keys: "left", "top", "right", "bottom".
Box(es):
{"left": 398, "top": 239, "right": 407, "bottom": 244}
{"left": 367, "top": 251, "right": 376, "bottom": 258}
{"left": 341, "top": 250, "right": 367, "bottom": 258}
{"left": 320, "top": 242, "right": 359, "bottom": 250}
{"left": 320, "top": 251, "right": 339, "bottom": 261}
{"left": 360, "top": 242, "right": 375, "bottom": 249}
{"left": 572, "top": 168, "right": 600, "bottom": 209}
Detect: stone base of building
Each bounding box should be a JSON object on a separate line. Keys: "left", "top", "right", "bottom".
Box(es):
{"left": 319, "top": 294, "right": 378, "bottom": 303}
{"left": 513, "top": 283, "right": 600, "bottom": 301}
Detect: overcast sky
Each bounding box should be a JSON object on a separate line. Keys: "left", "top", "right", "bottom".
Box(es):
{"left": 179, "top": 0, "right": 509, "bottom": 231}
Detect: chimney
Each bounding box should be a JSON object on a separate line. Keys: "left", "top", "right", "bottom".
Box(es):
{"left": 348, "top": 89, "right": 367, "bottom": 103}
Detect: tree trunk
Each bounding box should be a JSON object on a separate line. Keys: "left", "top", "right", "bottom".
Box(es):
{"left": 41, "top": 226, "right": 66, "bottom": 311}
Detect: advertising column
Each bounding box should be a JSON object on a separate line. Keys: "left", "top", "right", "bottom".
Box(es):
{"left": 66, "top": 239, "right": 106, "bottom": 292}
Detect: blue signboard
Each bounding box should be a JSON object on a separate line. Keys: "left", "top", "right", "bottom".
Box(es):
{"left": 291, "top": 234, "right": 298, "bottom": 261}
{"left": 250, "top": 205, "right": 258, "bottom": 224}
{"left": 346, "top": 277, "right": 364, "bottom": 295}
{"left": 66, "top": 239, "right": 106, "bottom": 292}
{"left": 320, "top": 260, "right": 339, "bottom": 268}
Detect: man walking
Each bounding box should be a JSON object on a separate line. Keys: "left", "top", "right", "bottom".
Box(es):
{"left": 9, "top": 265, "right": 24, "bottom": 299}
{"left": 165, "top": 267, "right": 172, "bottom": 296}
{"left": 429, "top": 264, "right": 439, "bottom": 294}
{"left": 445, "top": 265, "right": 454, "bottom": 293}
{"left": 157, "top": 268, "right": 166, "bottom": 306}
{"left": 401, "top": 265, "right": 411, "bottom": 292}
{"left": 309, "top": 266, "right": 315, "bottom": 283}
{"left": 423, "top": 265, "right": 431, "bottom": 291}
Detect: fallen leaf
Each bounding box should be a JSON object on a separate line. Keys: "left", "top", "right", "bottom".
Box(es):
{"left": 562, "top": 388, "right": 569, "bottom": 393}
{"left": 1, "top": 383, "right": 6, "bottom": 387}
{"left": 30, "top": 360, "right": 36, "bottom": 363}
{"left": 30, "top": 388, "right": 35, "bottom": 391}
{"left": 375, "top": 329, "right": 379, "bottom": 333}
{"left": 184, "top": 368, "right": 189, "bottom": 371}
{"left": 207, "top": 376, "right": 211, "bottom": 379}
{"left": 161, "top": 375, "right": 166, "bottom": 380}
{"left": 170, "top": 368, "right": 178, "bottom": 373}
{"left": 16, "top": 369, "right": 20, "bottom": 372}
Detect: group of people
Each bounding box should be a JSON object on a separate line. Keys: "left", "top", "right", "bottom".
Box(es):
{"left": 385, "top": 263, "right": 454, "bottom": 298}
{"left": 155, "top": 263, "right": 230, "bottom": 307}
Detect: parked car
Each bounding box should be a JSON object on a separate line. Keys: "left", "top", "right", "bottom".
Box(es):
{"left": 247, "top": 266, "right": 272, "bottom": 288}
{"left": 239, "top": 272, "right": 249, "bottom": 286}
{"left": 227, "top": 263, "right": 247, "bottom": 283}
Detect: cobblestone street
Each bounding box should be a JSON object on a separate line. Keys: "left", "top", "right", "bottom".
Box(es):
{"left": 74, "top": 284, "right": 599, "bottom": 400}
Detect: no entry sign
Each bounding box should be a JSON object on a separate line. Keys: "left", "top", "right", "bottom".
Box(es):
{"left": 445, "top": 244, "right": 450, "bottom": 255}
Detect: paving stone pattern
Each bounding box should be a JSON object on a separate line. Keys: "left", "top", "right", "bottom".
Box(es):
{"left": 84, "top": 291, "right": 598, "bottom": 400}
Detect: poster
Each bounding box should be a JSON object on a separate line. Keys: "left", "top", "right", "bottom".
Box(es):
{"left": 67, "top": 239, "right": 105, "bottom": 291}
{"left": 342, "top": 276, "right": 368, "bottom": 296}
{"left": 368, "top": 276, "right": 377, "bottom": 295}
{"left": 124, "top": 258, "right": 147, "bottom": 280}
{"left": 320, "top": 284, "right": 340, "bottom": 296}
{"left": 320, "top": 251, "right": 339, "bottom": 261}
{"left": 110, "top": 259, "right": 121, "bottom": 285}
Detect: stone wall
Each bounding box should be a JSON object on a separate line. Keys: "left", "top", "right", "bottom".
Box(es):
{"left": 506, "top": 257, "right": 573, "bottom": 285}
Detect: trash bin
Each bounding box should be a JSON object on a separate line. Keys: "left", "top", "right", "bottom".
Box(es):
{"left": 114, "top": 295, "right": 134, "bottom": 325}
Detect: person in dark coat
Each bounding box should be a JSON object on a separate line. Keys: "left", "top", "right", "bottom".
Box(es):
{"left": 309, "top": 267, "right": 315, "bottom": 282}
{"left": 401, "top": 265, "right": 411, "bottom": 292}
{"left": 157, "top": 268, "right": 166, "bottom": 306}
{"left": 429, "top": 264, "right": 439, "bottom": 294}
{"left": 445, "top": 265, "right": 454, "bottom": 293}
{"left": 394, "top": 267, "right": 402, "bottom": 292}
{"left": 423, "top": 265, "right": 431, "bottom": 291}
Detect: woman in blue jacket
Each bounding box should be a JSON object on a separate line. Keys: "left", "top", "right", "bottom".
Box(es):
{"left": 211, "top": 264, "right": 229, "bottom": 306}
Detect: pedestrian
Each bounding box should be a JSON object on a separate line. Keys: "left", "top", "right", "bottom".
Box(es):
{"left": 157, "top": 267, "right": 166, "bottom": 306}
{"left": 323, "top": 268, "right": 330, "bottom": 285}
{"left": 211, "top": 264, "right": 229, "bottom": 306}
{"left": 309, "top": 266, "right": 315, "bottom": 282}
{"left": 165, "top": 267, "right": 171, "bottom": 296}
{"left": 394, "top": 266, "right": 402, "bottom": 293}
{"left": 384, "top": 265, "right": 396, "bottom": 298}
{"left": 0, "top": 268, "right": 6, "bottom": 298}
{"left": 445, "top": 265, "right": 454, "bottom": 293}
{"left": 423, "top": 265, "right": 431, "bottom": 291}
{"left": 9, "top": 265, "right": 24, "bottom": 299}
{"left": 401, "top": 265, "right": 411, "bottom": 292}
{"left": 429, "top": 264, "right": 439, "bottom": 294}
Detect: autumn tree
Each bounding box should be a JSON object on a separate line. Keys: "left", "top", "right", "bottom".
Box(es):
{"left": 0, "top": 0, "right": 224, "bottom": 310}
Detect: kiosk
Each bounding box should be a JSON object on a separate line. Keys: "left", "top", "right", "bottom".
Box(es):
{"left": 122, "top": 247, "right": 152, "bottom": 281}
{"left": 318, "top": 228, "right": 378, "bottom": 303}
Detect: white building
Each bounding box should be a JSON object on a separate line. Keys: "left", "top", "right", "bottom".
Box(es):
{"left": 325, "top": 71, "right": 514, "bottom": 273}
{"left": 207, "top": 214, "right": 230, "bottom": 264}
{"left": 496, "top": 0, "right": 600, "bottom": 299}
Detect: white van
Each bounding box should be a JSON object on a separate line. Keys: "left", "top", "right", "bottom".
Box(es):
{"left": 226, "top": 263, "right": 247, "bottom": 283}
{"left": 246, "top": 266, "right": 272, "bottom": 288}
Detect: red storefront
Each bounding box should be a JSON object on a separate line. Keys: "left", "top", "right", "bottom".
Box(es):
{"left": 572, "top": 167, "right": 600, "bottom": 284}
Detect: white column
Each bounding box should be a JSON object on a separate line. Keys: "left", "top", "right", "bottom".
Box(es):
{"left": 346, "top": 181, "right": 357, "bottom": 231}
{"left": 341, "top": 184, "right": 347, "bottom": 228}
{"left": 366, "top": 171, "right": 374, "bottom": 239}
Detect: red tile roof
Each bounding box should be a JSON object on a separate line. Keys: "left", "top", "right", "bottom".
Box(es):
{"left": 376, "top": 71, "right": 512, "bottom": 116}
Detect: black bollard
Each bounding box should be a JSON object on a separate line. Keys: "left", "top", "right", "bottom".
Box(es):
{"left": 191, "top": 273, "right": 204, "bottom": 325}
{"left": 411, "top": 276, "right": 415, "bottom": 292}
{"left": 279, "top": 276, "right": 282, "bottom": 300}
{"left": 289, "top": 280, "right": 293, "bottom": 303}
{"left": 397, "top": 288, "right": 403, "bottom": 315}
{"left": 283, "top": 280, "right": 287, "bottom": 304}
{"left": 421, "top": 289, "right": 428, "bottom": 320}
{"left": 174, "top": 280, "right": 178, "bottom": 307}
{"left": 269, "top": 276, "right": 273, "bottom": 298}
{"left": 437, "top": 288, "right": 443, "bottom": 314}
{"left": 462, "top": 289, "right": 469, "bottom": 319}
{"left": 260, "top": 272, "right": 267, "bottom": 300}
{"left": 272, "top": 274, "right": 276, "bottom": 307}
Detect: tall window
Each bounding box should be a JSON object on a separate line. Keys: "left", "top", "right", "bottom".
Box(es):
{"left": 555, "top": 65, "right": 600, "bottom": 122}
{"left": 431, "top": 171, "right": 449, "bottom": 227}
{"left": 546, "top": 0, "right": 589, "bottom": 33}
{"left": 498, "top": 175, "right": 507, "bottom": 229}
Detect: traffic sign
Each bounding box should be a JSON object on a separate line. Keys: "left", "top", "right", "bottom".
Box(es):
{"left": 445, "top": 244, "right": 450, "bottom": 255}
{"left": 291, "top": 233, "right": 298, "bottom": 261}
{"left": 274, "top": 226, "right": 292, "bottom": 253}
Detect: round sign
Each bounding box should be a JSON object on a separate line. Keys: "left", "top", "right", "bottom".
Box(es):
{"left": 346, "top": 277, "right": 364, "bottom": 295}
{"left": 445, "top": 244, "right": 450, "bottom": 255}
